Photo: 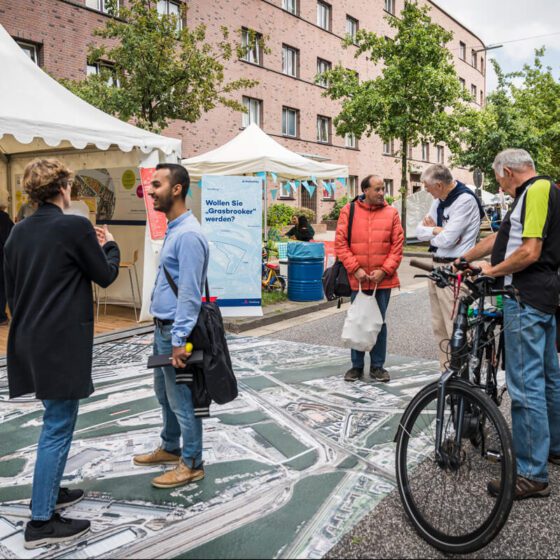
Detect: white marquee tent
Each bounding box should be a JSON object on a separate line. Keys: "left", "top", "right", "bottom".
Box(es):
{"left": 183, "top": 123, "right": 348, "bottom": 180}
{"left": 0, "top": 24, "right": 181, "bottom": 319}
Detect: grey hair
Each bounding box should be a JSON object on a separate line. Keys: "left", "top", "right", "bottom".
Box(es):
{"left": 421, "top": 164, "right": 454, "bottom": 186}
{"left": 492, "top": 149, "right": 535, "bottom": 177}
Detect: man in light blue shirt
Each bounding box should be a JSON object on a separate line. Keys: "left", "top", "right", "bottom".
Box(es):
{"left": 133, "top": 163, "right": 209, "bottom": 489}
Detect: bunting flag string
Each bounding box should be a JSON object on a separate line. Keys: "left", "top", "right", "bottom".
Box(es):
{"left": 271, "top": 188, "right": 279, "bottom": 201}
{"left": 307, "top": 184, "right": 316, "bottom": 197}
{"left": 255, "top": 171, "right": 267, "bottom": 179}
{"left": 270, "top": 172, "right": 278, "bottom": 183}
{"left": 323, "top": 181, "right": 332, "bottom": 196}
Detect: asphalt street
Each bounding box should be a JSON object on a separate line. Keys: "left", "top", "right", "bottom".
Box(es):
{"left": 268, "top": 277, "right": 560, "bottom": 559}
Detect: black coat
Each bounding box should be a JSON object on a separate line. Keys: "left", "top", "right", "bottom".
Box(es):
{"left": 4, "top": 203, "right": 120, "bottom": 399}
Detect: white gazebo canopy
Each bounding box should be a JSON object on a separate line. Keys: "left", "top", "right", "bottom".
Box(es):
{"left": 183, "top": 123, "right": 348, "bottom": 180}
{"left": 0, "top": 24, "right": 181, "bottom": 157}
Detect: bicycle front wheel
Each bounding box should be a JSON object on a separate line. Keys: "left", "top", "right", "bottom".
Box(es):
{"left": 395, "top": 379, "right": 515, "bottom": 554}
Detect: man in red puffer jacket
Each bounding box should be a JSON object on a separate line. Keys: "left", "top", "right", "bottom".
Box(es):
{"left": 335, "top": 175, "right": 404, "bottom": 382}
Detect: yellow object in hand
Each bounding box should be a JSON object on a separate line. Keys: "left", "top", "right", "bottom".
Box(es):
{"left": 185, "top": 342, "right": 193, "bottom": 353}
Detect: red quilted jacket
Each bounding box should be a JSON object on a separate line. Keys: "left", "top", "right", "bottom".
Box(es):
{"left": 335, "top": 198, "right": 404, "bottom": 291}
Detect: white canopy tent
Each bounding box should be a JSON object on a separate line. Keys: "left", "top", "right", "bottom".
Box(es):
{"left": 182, "top": 123, "right": 349, "bottom": 233}
{"left": 0, "top": 24, "right": 181, "bottom": 320}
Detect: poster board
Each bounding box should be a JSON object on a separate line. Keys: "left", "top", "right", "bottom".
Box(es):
{"left": 140, "top": 167, "right": 167, "bottom": 241}
{"left": 202, "top": 175, "right": 263, "bottom": 317}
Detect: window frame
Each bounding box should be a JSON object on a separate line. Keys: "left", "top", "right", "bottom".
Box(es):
{"left": 242, "top": 96, "right": 262, "bottom": 128}
{"left": 279, "top": 180, "right": 295, "bottom": 200}
{"left": 348, "top": 175, "right": 359, "bottom": 198}
{"left": 421, "top": 142, "right": 430, "bottom": 162}
{"left": 282, "top": 107, "right": 299, "bottom": 138}
{"left": 282, "top": 44, "right": 299, "bottom": 78}
{"left": 383, "top": 179, "right": 394, "bottom": 197}
{"left": 459, "top": 77, "right": 466, "bottom": 90}
{"left": 316, "top": 58, "right": 332, "bottom": 87}
{"left": 85, "top": 0, "right": 119, "bottom": 15}
{"left": 471, "top": 83, "right": 477, "bottom": 100}
{"left": 345, "top": 132, "right": 357, "bottom": 149}
{"left": 322, "top": 181, "right": 335, "bottom": 201}
{"left": 384, "top": 0, "right": 395, "bottom": 15}
{"left": 317, "top": 1, "right": 332, "bottom": 31}
{"left": 241, "top": 28, "right": 263, "bottom": 66}
{"left": 282, "top": 0, "right": 298, "bottom": 15}
{"left": 16, "top": 40, "right": 39, "bottom": 64}
{"left": 459, "top": 41, "right": 466, "bottom": 61}
{"left": 382, "top": 139, "right": 394, "bottom": 156}
{"left": 437, "top": 145, "right": 444, "bottom": 164}
{"left": 346, "top": 15, "right": 359, "bottom": 42}
{"left": 317, "top": 115, "right": 332, "bottom": 144}
{"left": 87, "top": 60, "right": 119, "bottom": 86}
{"left": 156, "top": 0, "right": 183, "bottom": 30}
{"left": 471, "top": 49, "right": 478, "bottom": 69}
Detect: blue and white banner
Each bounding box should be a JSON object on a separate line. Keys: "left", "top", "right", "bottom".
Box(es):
{"left": 202, "top": 176, "right": 263, "bottom": 317}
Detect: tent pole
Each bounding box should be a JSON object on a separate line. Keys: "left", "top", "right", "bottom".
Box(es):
{"left": 4, "top": 155, "right": 14, "bottom": 219}
{"left": 263, "top": 177, "right": 268, "bottom": 242}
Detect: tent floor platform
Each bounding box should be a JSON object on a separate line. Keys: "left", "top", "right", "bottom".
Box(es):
{"left": 0, "top": 305, "right": 151, "bottom": 357}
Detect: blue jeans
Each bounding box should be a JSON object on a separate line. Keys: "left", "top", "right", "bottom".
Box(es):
{"left": 350, "top": 289, "right": 392, "bottom": 370}
{"left": 31, "top": 399, "right": 80, "bottom": 520}
{"left": 154, "top": 324, "right": 203, "bottom": 467}
{"left": 504, "top": 298, "right": 560, "bottom": 483}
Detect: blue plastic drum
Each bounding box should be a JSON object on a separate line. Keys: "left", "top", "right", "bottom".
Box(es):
{"left": 287, "top": 242, "right": 325, "bottom": 301}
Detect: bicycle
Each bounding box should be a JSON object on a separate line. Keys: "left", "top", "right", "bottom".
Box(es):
{"left": 262, "top": 248, "right": 286, "bottom": 292}
{"left": 394, "top": 258, "right": 516, "bottom": 554}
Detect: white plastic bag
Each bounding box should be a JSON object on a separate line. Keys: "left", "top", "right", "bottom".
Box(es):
{"left": 341, "top": 285, "right": 384, "bottom": 352}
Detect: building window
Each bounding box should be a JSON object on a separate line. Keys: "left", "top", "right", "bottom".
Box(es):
{"left": 241, "top": 28, "right": 263, "bottom": 66}
{"left": 346, "top": 16, "right": 359, "bottom": 42}
{"left": 87, "top": 61, "right": 119, "bottom": 86}
{"left": 384, "top": 179, "right": 394, "bottom": 196}
{"left": 16, "top": 40, "right": 39, "bottom": 64}
{"left": 322, "top": 181, "right": 335, "bottom": 200}
{"left": 383, "top": 139, "right": 394, "bottom": 155}
{"left": 85, "top": 0, "right": 119, "bottom": 15}
{"left": 282, "top": 45, "right": 299, "bottom": 78}
{"left": 384, "top": 0, "right": 395, "bottom": 14}
{"left": 317, "top": 116, "right": 331, "bottom": 144}
{"left": 459, "top": 77, "right": 466, "bottom": 90}
{"left": 348, "top": 175, "right": 358, "bottom": 198}
{"left": 480, "top": 90, "right": 484, "bottom": 106}
{"left": 279, "top": 181, "right": 294, "bottom": 199}
{"left": 317, "top": 58, "right": 332, "bottom": 87}
{"left": 459, "top": 42, "right": 466, "bottom": 61}
{"left": 480, "top": 57, "right": 484, "bottom": 74}
{"left": 317, "top": 1, "right": 331, "bottom": 31}
{"left": 282, "top": 0, "right": 298, "bottom": 15}
{"left": 345, "top": 133, "right": 357, "bottom": 149}
{"left": 471, "top": 84, "right": 477, "bottom": 100}
{"left": 242, "top": 97, "right": 262, "bottom": 128}
{"left": 421, "top": 142, "right": 430, "bottom": 162}
{"left": 282, "top": 107, "right": 299, "bottom": 138}
{"left": 157, "top": 0, "right": 182, "bottom": 30}
{"left": 437, "top": 145, "right": 444, "bottom": 164}
{"left": 471, "top": 49, "right": 477, "bottom": 69}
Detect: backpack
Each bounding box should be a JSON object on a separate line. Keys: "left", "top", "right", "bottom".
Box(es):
{"left": 322, "top": 201, "right": 355, "bottom": 301}
{"left": 163, "top": 266, "right": 238, "bottom": 405}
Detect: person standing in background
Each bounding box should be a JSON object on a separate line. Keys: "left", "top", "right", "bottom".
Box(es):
{"left": 0, "top": 189, "right": 14, "bottom": 325}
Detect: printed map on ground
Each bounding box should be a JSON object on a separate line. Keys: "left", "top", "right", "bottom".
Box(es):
{"left": 0, "top": 334, "right": 439, "bottom": 559}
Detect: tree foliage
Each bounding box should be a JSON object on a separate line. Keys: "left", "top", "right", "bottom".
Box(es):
{"left": 321, "top": 1, "right": 467, "bottom": 239}
{"left": 61, "top": 0, "right": 258, "bottom": 132}
{"left": 453, "top": 49, "right": 560, "bottom": 190}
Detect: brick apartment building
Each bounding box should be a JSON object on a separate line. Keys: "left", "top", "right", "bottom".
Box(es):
{"left": 0, "top": 0, "right": 486, "bottom": 221}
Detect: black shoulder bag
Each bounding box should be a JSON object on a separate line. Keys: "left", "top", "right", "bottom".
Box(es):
{"left": 162, "top": 266, "right": 238, "bottom": 406}
{"left": 322, "top": 201, "right": 355, "bottom": 301}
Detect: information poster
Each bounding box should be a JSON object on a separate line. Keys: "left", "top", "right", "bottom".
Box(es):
{"left": 140, "top": 167, "right": 168, "bottom": 241}
{"left": 202, "top": 175, "right": 263, "bottom": 317}
{"left": 73, "top": 167, "right": 146, "bottom": 223}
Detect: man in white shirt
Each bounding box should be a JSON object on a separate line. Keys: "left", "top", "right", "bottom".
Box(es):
{"left": 415, "top": 164, "right": 484, "bottom": 370}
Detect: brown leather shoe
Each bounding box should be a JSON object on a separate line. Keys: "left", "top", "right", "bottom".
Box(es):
{"left": 133, "top": 447, "right": 181, "bottom": 467}
{"left": 488, "top": 475, "right": 550, "bottom": 500}
{"left": 549, "top": 453, "right": 560, "bottom": 466}
{"left": 151, "top": 459, "right": 205, "bottom": 489}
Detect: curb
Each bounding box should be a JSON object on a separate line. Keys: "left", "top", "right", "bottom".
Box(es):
{"left": 224, "top": 298, "right": 342, "bottom": 334}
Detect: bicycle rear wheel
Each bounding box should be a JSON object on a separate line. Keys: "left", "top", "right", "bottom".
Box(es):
{"left": 395, "top": 379, "right": 515, "bottom": 553}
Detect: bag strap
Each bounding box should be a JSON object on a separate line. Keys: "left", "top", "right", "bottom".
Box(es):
{"left": 163, "top": 264, "right": 210, "bottom": 302}
{"left": 348, "top": 201, "right": 355, "bottom": 245}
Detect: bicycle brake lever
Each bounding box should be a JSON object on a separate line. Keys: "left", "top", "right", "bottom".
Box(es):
{"left": 413, "top": 274, "right": 430, "bottom": 279}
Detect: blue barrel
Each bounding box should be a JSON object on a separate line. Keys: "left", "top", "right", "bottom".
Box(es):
{"left": 287, "top": 242, "right": 325, "bottom": 301}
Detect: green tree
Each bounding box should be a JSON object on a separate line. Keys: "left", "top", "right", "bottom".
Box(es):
{"left": 321, "top": 1, "right": 466, "bottom": 239}
{"left": 61, "top": 0, "right": 258, "bottom": 132}
{"left": 453, "top": 50, "right": 560, "bottom": 190}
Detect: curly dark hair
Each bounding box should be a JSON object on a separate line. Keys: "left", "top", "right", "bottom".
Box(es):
{"left": 23, "top": 159, "right": 72, "bottom": 204}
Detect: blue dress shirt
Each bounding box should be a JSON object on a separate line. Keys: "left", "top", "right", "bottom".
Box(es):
{"left": 150, "top": 211, "right": 209, "bottom": 347}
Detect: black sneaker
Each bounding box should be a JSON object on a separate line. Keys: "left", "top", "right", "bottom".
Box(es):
{"left": 30, "top": 487, "right": 85, "bottom": 512}
{"left": 370, "top": 367, "right": 390, "bottom": 383}
{"left": 24, "top": 513, "right": 90, "bottom": 550}
{"left": 344, "top": 367, "right": 364, "bottom": 382}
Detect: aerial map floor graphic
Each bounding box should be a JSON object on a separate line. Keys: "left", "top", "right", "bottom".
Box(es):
{"left": 0, "top": 334, "right": 439, "bottom": 559}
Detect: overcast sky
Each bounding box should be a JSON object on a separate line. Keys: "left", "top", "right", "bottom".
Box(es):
{"left": 433, "top": 0, "right": 560, "bottom": 91}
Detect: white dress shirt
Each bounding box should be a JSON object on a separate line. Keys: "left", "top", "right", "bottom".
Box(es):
{"left": 415, "top": 193, "right": 481, "bottom": 258}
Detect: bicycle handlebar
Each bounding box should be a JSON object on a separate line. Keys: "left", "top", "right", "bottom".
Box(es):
{"left": 410, "top": 258, "right": 434, "bottom": 272}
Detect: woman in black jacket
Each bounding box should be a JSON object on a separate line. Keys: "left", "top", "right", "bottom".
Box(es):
{"left": 286, "top": 214, "right": 315, "bottom": 241}
{"left": 4, "top": 159, "right": 120, "bottom": 549}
